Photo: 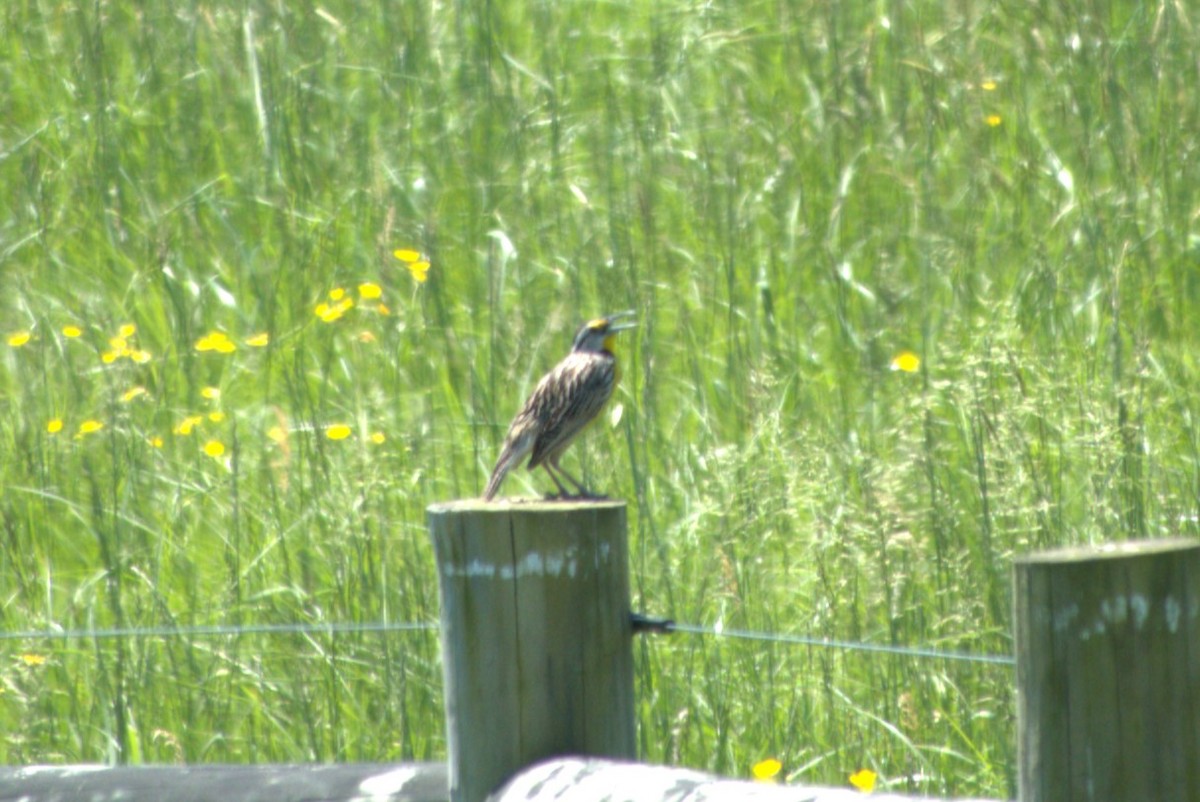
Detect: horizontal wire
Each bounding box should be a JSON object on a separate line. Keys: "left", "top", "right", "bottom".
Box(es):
{"left": 667, "top": 622, "right": 1015, "bottom": 666}
{"left": 1, "top": 619, "right": 1013, "bottom": 666}
{"left": 0, "top": 621, "right": 437, "bottom": 642}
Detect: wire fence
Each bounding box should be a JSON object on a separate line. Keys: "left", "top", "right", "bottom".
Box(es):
{"left": 1, "top": 619, "right": 1014, "bottom": 666}
{"left": 668, "top": 622, "right": 1014, "bottom": 666}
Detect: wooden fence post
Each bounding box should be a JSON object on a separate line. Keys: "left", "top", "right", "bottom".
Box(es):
{"left": 427, "top": 499, "right": 635, "bottom": 802}
{"left": 1014, "top": 538, "right": 1200, "bottom": 802}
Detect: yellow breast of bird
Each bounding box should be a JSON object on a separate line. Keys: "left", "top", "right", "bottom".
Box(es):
{"left": 603, "top": 334, "right": 621, "bottom": 385}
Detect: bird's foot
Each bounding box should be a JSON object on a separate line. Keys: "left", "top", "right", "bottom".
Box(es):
{"left": 542, "top": 490, "right": 609, "bottom": 502}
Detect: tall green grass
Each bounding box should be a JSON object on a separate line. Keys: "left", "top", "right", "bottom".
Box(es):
{"left": 2, "top": 0, "right": 1198, "bottom": 796}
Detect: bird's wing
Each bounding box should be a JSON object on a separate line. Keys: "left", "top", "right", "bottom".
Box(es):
{"left": 527, "top": 352, "right": 615, "bottom": 468}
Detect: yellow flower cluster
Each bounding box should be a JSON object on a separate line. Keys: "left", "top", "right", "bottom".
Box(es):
{"left": 170, "top": 383, "right": 232, "bottom": 461}
{"left": 23, "top": 278, "right": 410, "bottom": 458}
{"left": 195, "top": 331, "right": 237, "bottom": 353}
{"left": 45, "top": 417, "right": 107, "bottom": 439}
{"left": 195, "top": 330, "right": 269, "bottom": 352}
{"left": 393, "top": 248, "right": 431, "bottom": 283}
{"left": 751, "top": 759, "right": 875, "bottom": 793}
{"left": 320, "top": 423, "right": 386, "bottom": 444}
{"left": 102, "top": 323, "right": 152, "bottom": 364}
{"left": 315, "top": 288, "right": 355, "bottom": 323}
{"left": 316, "top": 282, "right": 393, "bottom": 323}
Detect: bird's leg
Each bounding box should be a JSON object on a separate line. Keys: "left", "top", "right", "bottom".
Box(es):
{"left": 548, "top": 458, "right": 606, "bottom": 500}
{"left": 540, "top": 463, "right": 573, "bottom": 500}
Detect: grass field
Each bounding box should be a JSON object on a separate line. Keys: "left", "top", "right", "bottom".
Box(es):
{"left": 2, "top": 0, "right": 1198, "bottom": 796}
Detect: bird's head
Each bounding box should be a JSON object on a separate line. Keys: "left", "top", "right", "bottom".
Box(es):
{"left": 571, "top": 310, "right": 637, "bottom": 354}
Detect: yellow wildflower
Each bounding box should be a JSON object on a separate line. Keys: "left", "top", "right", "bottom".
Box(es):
{"left": 358, "top": 282, "right": 382, "bottom": 300}
{"left": 195, "top": 331, "right": 236, "bottom": 354}
{"left": 208, "top": 411, "right": 225, "bottom": 423}
{"left": 121, "top": 386, "right": 148, "bottom": 403}
{"left": 173, "top": 415, "right": 204, "bottom": 436}
{"left": 62, "top": 325, "right": 83, "bottom": 338}
{"left": 394, "top": 249, "right": 431, "bottom": 283}
{"left": 246, "top": 332, "right": 270, "bottom": 347}
{"left": 890, "top": 351, "right": 920, "bottom": 373}
{"left": 325, "top": 424, "right": 352, "bottom": 441}
{"left": 369, "top": 432, "right": 386, "bottom": 445}
{"left": 985, "top": 114, "right": 1002, "bottom": 127}
{"left": 201, "top": 386, "right": 221, "bottom": 401}
{"left": 118, "top": 323, "right": 137, "bottom": 338}
{"left": 849, "top": 768, "right": 877, "bottom": 793}
{"left": 315, "top": 298, "right": 354, "bottom": 323}
{"left": 202, "top": 440, "right": 226, "bottom": 458}
{"left": 8, "top": 331, "right": 32, "bottom": 347}
{"left": 77, "top": 420, "right": 104, "bottom": 437}
{"left": 408, "top": 261, "right": 431, "bottom": 283}
{"left": 19, "top": 653, "right": 47, "bottom": 667}
{"left": 752, "top": 758, "right": 782, "bottom": 783}
{"left": 47, "top": 418, "right": 64, "bottom": 434}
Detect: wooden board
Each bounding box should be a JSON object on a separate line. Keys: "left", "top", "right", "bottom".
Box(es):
{"left": 0, "top": 763, "right": 447, "bottom": 802}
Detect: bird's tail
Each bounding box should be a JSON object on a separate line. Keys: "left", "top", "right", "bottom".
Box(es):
{"left": 483, "top": 441, "right": 527, "bottom": 501}
{"left": 483, "top": 460, "right": 511, "bottom": 501}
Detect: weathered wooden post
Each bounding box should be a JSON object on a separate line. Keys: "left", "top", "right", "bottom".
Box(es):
{"left": 1014, "top": 538, "right": 1200, "bottom": 801}
{"left": 427, "top": 499, "right": 635, "bottom": 802}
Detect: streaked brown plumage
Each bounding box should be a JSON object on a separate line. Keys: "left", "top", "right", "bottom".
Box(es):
{"left": 484, "top": 311, "right": 636, "bottom": 501}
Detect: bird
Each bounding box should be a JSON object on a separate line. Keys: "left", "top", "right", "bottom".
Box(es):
{"left": 483, "top": 311, "right": 636, "bottom": 501}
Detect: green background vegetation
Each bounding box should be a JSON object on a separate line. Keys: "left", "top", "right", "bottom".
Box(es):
{"left": 2, "top": 0, "right": 1197, "bottom": 797}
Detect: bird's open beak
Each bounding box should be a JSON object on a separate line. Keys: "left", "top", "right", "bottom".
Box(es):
{"left": 607, "top": 310, "right": 637, "bottom": 332}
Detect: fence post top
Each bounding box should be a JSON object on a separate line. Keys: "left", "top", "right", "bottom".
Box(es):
{"left": 1014, "top": 537, "right": 1199, "bottom": 565}
{"left": 427, "top": 498, "right": 627, "bottom": 514}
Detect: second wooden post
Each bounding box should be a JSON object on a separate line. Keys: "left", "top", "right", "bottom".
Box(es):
{"left": 427, "top": 499, "right": 635, "bottom": 802}
{"left": 1015, "top": 538, "right": 1200, "bottom": 801}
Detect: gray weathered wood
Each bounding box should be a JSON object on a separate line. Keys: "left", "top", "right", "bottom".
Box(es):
{"left": 0, "top": 758, "right": 1008, "bottom": 802}
{"left": 489, "top": 757, "right": 1005, "bottom": 802}
{"left": 1014, "top": 538, "right": 1200, "bottom": 802}
{"left": 0, "top": 762, "right": 447, "bottom": 802}
{"left": 427, "top": 499, "right": 635, "bottom": 802}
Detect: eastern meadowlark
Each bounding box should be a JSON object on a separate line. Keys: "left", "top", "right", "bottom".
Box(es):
{"left": 483, "top": 310, "right": 636, "bottom": 501}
